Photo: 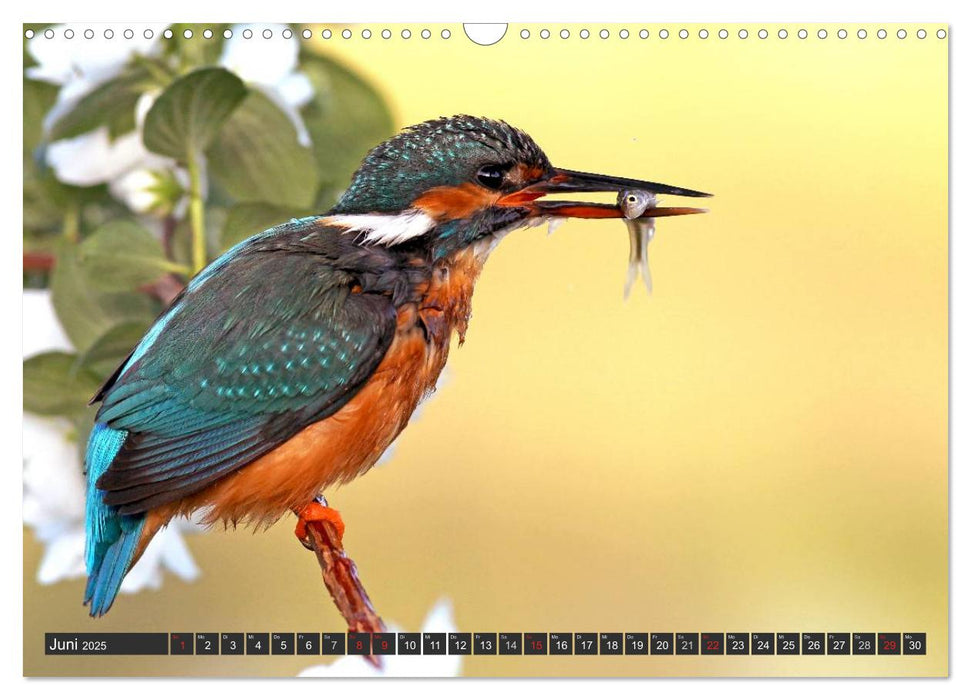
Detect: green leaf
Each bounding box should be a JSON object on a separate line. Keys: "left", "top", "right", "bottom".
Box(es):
{"left": 48, "top": 66, "right": 159, "bottom": 142}
{"left": 24, "top": 77, "right": 59, "bottom": 153}
{"left": 207, "top": 90, "right": 318, "bottom": 208}
{"left": 23, "top": 78, "right": 68, "bottom": 236}
{"left": 107, "top": 101, "right": 138, "bottom": 141}
{"left": 220, "top": 202, "right": 313, "bottom": 251}
{"left": 143, "top": 67, "right": 247, "bottom": 160}
{"left": 50, "top": 241, "right": 157, "bottom": 353}
{"left": 24, "top": 161, "right": 115, "bottom": 221}
{"left": 76, "top": 321, "right": 150, "bottom": 377}
{"left": 23, "top": 351, "right": 103, "bottom": 416}
{"left": 23, "top": 167, "right": 64, "bottom": 234}
{"left": 299, "top": 52, "right": 394, "bottom": 207}
{"left": 77, "top": 220, "right": 184, "bottom": 291}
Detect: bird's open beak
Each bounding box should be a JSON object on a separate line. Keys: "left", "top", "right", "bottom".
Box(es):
{"left": 498, "top": 168, "right": 711, "bottom": 219}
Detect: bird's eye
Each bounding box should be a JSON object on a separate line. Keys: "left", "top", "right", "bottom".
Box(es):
{"left": 476, "top": 164, "right": 505, "bottom": 190}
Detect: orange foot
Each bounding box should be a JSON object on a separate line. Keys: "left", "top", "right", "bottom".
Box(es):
{"left": 295, "top": 501, "right": 346, "bottom": 548}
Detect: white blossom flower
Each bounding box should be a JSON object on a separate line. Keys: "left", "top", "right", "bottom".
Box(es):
{"left": 219, "top": 23, "right": 315, "bottom": 146}
{"left": 26, "top": 24, "right": 164, "bottom": 131}
{"left": 27, "top": 25, "right": 173, "bottom": 190}
{"left": 109, "top": 161, "right": 190, "bottom": 218}
{"left": 110, "top": 168, "right": 171, "bottom": 214}
{"left": 299, "top": 599, "right": 462, "bottom": 678}
{"left": 44, "top": 128, "right": 175, "bottom": 190}
{"left": 23, "top": 289, "right": 202, "bottom": 592}
{"left": 30, "top": 24, "right": 315, "bottom": 216}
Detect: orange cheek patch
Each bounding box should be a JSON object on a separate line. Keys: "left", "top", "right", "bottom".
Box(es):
{"left": 412, "top": 183, "right": 499, "bottom": 221}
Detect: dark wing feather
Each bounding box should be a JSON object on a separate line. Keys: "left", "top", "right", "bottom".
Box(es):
{"left": 93, "top": 226, "right": 397, "bottom": 515}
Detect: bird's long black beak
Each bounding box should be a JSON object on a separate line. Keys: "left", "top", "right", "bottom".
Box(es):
{"left": 499, "top": 167, "right": 711, "bottom": 219}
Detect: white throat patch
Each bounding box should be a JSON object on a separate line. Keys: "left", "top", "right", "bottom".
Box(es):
{"left": 325, "top": 210, "right": 437, "bottom": 246}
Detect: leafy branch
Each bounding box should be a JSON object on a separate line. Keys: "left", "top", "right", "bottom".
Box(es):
{"left": 24, "top": 28, "right": 394, "bottom": 429}
{"left": 23, "top": 24, "right": 396, "bottom": 632}
{"left": 142, "top": 67, "right": 247, "bottom": 273}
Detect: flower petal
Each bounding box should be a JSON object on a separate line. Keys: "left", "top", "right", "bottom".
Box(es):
{"left": 46, "top": 128, "right": 167, "bottom": 187}
{"left": 23, "top": 414, "right": 86, "bottom": 526}
{"left": 421, "top": 598, "right": 457, "bottom": 633}
{"left": 220, "top": 24, "right": 298, "bottom": 86}
{"left": 22, "top": 290, "right": 73, "bottom": 357}
{"left": 276, "top": 72, "right": 315, "bottom": 109}
{"left": 109, "top": 169, "right": 163, "bottom": 213}
{"left": 36, "top": 529, "right": 87, "bottom": 584}
{"left": 27, "top": 24, "right": 164, "bottom": 87}
{"left": 157, "top": 529, "right": 201, "bottom": 581}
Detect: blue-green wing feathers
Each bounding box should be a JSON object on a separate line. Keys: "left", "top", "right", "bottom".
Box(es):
{"left": 91, "top": 235, "right": 397, "bottom": 514}
{"left": 83, "top": 220, "right": 399, "bottom": 615}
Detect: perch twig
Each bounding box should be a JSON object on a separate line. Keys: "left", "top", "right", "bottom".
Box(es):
{"left": 302, "top": 517, "right": 386, "bottom": 670}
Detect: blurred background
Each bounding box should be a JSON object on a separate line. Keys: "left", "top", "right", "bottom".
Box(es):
{"left": 23, "top": 23, "right": 948, "bottom": 677}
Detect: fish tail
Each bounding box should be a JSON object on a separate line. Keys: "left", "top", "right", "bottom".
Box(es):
{"left": 624, "top": 223, "right": 640, "bottom": 299}
{"left": 641, "top": 219, "right": 655, "bottom": 295}
{"left": 641, "top": 247, "right": 653, "bottom": 295}
{"left": 624, "top": 262, "right": 638, "bottom": 300}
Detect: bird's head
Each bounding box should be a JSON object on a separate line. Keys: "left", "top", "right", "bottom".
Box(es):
{"left": 329, "top": 115, "right": 709, "bottom": 259}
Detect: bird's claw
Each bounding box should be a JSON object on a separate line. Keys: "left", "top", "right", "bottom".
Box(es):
{"left": 294, "top": 500, "right": 346, "bottom": 550}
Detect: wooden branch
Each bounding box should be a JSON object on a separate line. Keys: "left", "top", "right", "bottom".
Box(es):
{"left": 303, "top": 518, "right": 386, "bottom": 670}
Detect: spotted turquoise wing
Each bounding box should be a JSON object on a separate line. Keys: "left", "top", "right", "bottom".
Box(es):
{"left": 93, "top": 238, "right": 397, "bottom": 515}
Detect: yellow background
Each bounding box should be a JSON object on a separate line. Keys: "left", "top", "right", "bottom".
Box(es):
{"left": 24, "top": 23, "right": 948, "bottom": 677}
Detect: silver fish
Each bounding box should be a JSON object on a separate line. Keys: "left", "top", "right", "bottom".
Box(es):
{"left": 618, "top": 190, "right": 657, "bottom": 298}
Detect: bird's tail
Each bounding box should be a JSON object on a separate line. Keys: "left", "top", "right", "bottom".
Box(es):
{"left": 84, "top": 422, "right": 144, "bottom": 617}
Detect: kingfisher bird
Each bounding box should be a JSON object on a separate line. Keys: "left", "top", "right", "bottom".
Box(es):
{"left": 83, "top": 115, "right": 709, "bottom": 615}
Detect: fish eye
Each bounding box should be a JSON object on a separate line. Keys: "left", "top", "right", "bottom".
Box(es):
{"left": 476, "top": 164, "right": 506, "bottom": 190}
{"left": 626, "top": 194, "right": 638, "bottom": 203}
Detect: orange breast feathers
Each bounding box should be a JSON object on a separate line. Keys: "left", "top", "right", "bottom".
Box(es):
{"left": 141, "top": 247, "right": 490, "bottom": 539}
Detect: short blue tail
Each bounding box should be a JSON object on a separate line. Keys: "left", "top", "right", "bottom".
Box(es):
{"left": 84, "top": 422, "right": 145, "bottom": 616}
